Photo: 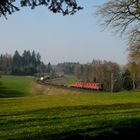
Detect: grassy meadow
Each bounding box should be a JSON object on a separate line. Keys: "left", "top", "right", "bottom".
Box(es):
{"left": 0, "top": 76, "right": 33, "bottom": 97}
{"left": 0, "top": 76, "right": 140, "bottom": 139}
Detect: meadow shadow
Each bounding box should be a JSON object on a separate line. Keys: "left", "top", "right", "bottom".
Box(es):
{"left": 1, "top": 103, "right": 140, "bottom": 139}
{"left": 0, "top": 84, "right": 24, "bottom": 98}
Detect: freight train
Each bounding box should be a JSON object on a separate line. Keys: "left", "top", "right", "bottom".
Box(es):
{"left": 71, "top": 82, "right": 103, "bottom": 90}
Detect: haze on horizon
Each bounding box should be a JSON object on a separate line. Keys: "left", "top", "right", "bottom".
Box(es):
{"left": 0, "top": 0, "right": 128, "bottom": 65}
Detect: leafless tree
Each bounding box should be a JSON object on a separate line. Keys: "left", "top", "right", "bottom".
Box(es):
{"left": 75, "top": 59, "right": 121, "bottom": 91}
{"left": 97, "top": 0, "right": 140, "bottom": 34}
{"left": 97, "top": 0, "right": 140, "bottom": 88}
{"left": 128, "top": 61, "right": 139, "bottom": 89}
{"left": 128, "top": 29, "right": 140, "bottom": 64}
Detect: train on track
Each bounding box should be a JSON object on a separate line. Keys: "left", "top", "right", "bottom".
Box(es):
{"left": 38, "top": 76, "right": 103, "bottom": 91}
{"left": 71, "top": 82, "right": 103, "bottom": 90}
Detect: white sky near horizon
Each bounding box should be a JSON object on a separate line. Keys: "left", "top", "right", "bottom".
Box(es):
{"left": 0, "top": 0, "right": 128, "bottom": 65}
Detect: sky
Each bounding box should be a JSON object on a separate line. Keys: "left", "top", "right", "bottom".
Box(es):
{"left": 0, "top": 0, "right": 128, "bottom": 65}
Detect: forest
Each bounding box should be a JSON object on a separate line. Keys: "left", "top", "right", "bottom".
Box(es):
{"left": 1, "top": 50, "right": 139, "bottom": 92}
{"left": 0, "top": 50, "right": 50, "bottom": 75}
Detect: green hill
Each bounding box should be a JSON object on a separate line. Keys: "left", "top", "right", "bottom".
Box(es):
{"left": 0, "top": 76, "right": 33, "bottom": 97}
{"left": 0, "top": 76, "right": 140, "bottom": 139}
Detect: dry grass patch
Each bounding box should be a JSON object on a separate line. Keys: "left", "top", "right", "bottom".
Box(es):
{"left": 30, "top": 83, "right": 79, "bottom": 96}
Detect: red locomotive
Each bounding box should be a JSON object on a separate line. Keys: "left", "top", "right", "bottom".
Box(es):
{"left": 71, "top": 82, "right": 103, "bottom": 90}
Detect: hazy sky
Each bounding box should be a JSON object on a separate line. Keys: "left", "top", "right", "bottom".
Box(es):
{"left": 0, "top": 0, "right": 128, "bottom": 65}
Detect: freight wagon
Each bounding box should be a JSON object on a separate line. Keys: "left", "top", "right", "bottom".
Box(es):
{"left": 71, "top": 82, "right": 103, "bottom": 90}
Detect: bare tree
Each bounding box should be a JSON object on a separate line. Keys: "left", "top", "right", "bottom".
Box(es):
{"left": 128, "top": 29, "right": 140, "bottom": 64}
{"left": 0, "top": 0, "right": 82, "bottom": 18}
{"left": 97, "top": 0, "right": 140, "bottom": 89}
{"left": 128, "top": 61, "right": 139, "bottom": 89}
{"left": 75, "top": 60, "right": 121, "bottom": 91}
{"left": 97, "top": 0, "right": 140, "bottom": 34}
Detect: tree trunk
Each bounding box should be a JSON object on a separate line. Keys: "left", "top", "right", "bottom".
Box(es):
{"left": 132, "top": 79, "right": 136, "bottom": 90}
{"left": 111, "top": 73, "right": 114, "bottom": 92}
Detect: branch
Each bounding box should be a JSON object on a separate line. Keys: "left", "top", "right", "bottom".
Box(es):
{"left": 0, "top": 0, "right": 83, "bottom": 18}
{"left": 97, "top": 0, "right": 140, "bottom": 35}
{"left": 0, "top": 0, "right": 19, "bottom": 18}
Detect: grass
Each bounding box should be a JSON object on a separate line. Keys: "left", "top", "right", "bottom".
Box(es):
{"left": 0, "top": 76, "right": 140, "bottom": 139}
{"left": 65, "top": 75, "right": 76, "bottom": 86}
{"left": 1, "top": 92, "right": 140, "bottom": 139}
{"left": 0, "top": 75, "right": 33, "bottom": 97}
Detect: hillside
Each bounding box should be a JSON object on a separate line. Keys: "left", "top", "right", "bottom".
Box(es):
{"left": 0, "top": 76, "right": 33, "bottom": 97}
{"left": 0, "top": 76, "right": 140, "bottom": 139}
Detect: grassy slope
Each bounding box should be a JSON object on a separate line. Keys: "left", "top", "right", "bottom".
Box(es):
{"left": 0, "top": 76, "right": 140, "bottom": 139}
{"left": 0, "top": 92, "right": 140, "bottom": 140}
{"left": 0, "top": 75, "right": 33, "bottom": 97}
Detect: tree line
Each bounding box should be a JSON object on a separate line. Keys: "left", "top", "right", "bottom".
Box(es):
{"left": 55, "top": 60, "right": 140, "bottom": 91}
{"left": 97, "top": 0, "right": 140, "bottom": 90}
{"left": 75, "top": 60, "right": 121, "bottom": 92}
{"left": 56, "top": 62, "right": 79, "bottom": 75}
{"left": 74, "top": 60, "right": 140, "bottom": 92}
{"left": 0, "top": 53, "right": 139, "bottom": 91}
{"left": 0, "top": 50, "right": 52, "bottom": 75}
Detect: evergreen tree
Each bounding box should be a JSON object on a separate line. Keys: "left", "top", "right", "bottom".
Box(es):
{"left": 31, "top": 50, "right": 37, "bottom": 74}
{"left": 0, "top": 54, "right": 12, "bottom": 74}
{"left": 11, "top": 50, "right": 46, "bottom": 75}
{"left": 12, "top": 50, "right": 23, "bottom": 75}
{"left": 31, "top": 51, "right": 37, "bottom": 66}
{"left": 47, "top": 62, "right": 53, "bottom": 73}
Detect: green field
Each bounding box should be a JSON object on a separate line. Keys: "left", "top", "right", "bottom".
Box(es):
{"left": 0, "top": 76, "right": 33, "bottom": 97}
{"left": 0, "top": 76, "right": 140, "bottom": 139}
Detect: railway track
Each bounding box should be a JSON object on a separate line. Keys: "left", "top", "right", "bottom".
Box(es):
{"left": 37, "top": 80, "right": 103, "bottom": 93}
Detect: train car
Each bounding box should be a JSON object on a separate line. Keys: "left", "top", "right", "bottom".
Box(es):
{"left": 71, "top": 82, "right": 103, "bottom": 90}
